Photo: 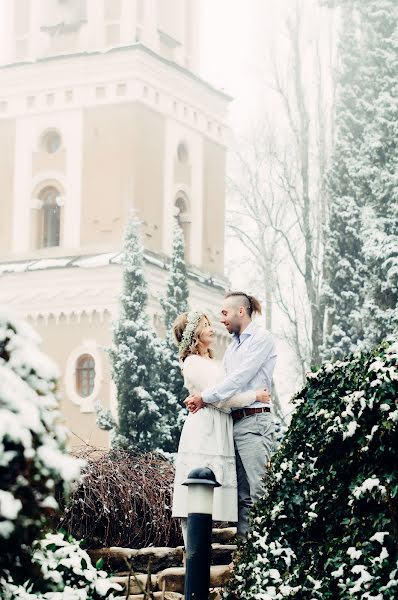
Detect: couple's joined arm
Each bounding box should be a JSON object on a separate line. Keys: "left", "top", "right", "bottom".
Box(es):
{"left": 212, "top": 389, "right": 260, "bottom": 409}
{"left": 182, "top": 356, "right": 268, "bottom": 410}
{"left": 202, "top": 333, "right": 276, "bottom": 404}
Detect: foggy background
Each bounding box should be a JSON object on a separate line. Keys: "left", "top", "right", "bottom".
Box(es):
{"left": 201, "top": 0, "right": 338, "bottom": 411}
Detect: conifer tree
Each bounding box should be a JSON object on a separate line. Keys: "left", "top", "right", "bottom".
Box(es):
{"left": 321, "top": 4, "right": 367, "bottom": 360}
{"left": 159, "top": 220, "right": 190, "bottom": 453}
{"left": 161, "top": 221, "right": 190, "bottom": 333}
{"left": 109, "top": 216, "right": 171, "bottom": 452}
{"left": 322, "top": 0, "right": 398, "bottom": 358}
{"left": 359, "top": 0, "right": 398, "bottom": 345}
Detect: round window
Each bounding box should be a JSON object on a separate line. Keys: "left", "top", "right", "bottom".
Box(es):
{"left": 41, "top": 130, "right": 62, "bottom": 154}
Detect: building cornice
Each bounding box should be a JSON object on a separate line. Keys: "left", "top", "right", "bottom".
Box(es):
{"left": 0, "top": 44, "right": 232, "bottom": 145}
{"left": 0, "top": 43, "right": 232, "bottom": 101}
{"left": 0, "top": 250, "right": 229, "bottom": 291}
{"left": 0, "top": 254, "right": 230, "bottom": 347}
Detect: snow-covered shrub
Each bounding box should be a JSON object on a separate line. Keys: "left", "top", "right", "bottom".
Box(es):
{"left": 0, "top": 309, "right": 122, "bottom": 597}
{"left": 226, "top": 339, "right": 398, "bottom": 599}
{"left": 0, "top": 307, "right": 83, "bottom": 581}
{"left": 94, "top": 400, "right": 115, "bottom": 432}
{"left": 1, "top": 532, "right": 122, "bottom": 599}
{"left": 33, "top": 532, "right": 118, "bottom": 595}
{"left": 273, "top": 414, "right": 288, "bottom": 450}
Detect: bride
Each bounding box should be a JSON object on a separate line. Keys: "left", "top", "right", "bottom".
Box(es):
{"left": 171, "top": 311, "right": 270, "bottom": 543}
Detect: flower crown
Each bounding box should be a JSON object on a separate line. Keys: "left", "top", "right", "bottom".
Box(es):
{"left": 178, "top": 311, "right": 204, "bottom": 355}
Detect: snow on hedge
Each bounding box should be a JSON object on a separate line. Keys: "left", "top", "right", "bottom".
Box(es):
{"left": 1, "top": 532, "right": 122, "bottom": 599}
{"left": 226, "top": 339, "right": 398, "bottom": 599}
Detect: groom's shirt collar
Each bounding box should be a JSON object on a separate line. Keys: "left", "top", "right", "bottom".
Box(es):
{"left": 234, "top": 319, "right": 258, "bottom": 344}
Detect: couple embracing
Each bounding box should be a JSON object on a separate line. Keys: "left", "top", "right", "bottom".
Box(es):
{"left": 171, "top": 291, "right": 276, "bottom": 544}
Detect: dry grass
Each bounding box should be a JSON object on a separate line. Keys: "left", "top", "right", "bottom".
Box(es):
{"left": 57, "top": 447, "right": 182, "bottom": 549}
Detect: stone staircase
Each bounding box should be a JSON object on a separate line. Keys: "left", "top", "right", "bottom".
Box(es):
{"left": 89, "top": 527, "right": 237, "bottom": 599}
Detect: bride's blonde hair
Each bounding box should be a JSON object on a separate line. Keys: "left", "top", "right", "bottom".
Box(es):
{"left": 173, "top": 312, "right": 214, "bottom": 362}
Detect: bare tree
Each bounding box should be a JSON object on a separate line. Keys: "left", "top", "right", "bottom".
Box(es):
{"left": 227, "top": 126, "right": 290, "bottom": 421}
{"left": 228, "top": 123, "right": 288, "bottom": 332}
{"left": 228, "top": 1, "right": 336, "bottom": 383}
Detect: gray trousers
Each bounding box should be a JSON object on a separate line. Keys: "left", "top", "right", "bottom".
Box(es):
{"left": 233, "top": 412, "right": 275, "bottom": 537}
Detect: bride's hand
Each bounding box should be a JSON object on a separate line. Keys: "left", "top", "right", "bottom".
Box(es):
{"left": 256, "top": 389, "right": 271, "bottom": 404}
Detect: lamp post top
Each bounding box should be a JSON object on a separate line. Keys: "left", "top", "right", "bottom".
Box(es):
{"left": 183, "top": 467, "right": 221, "bottom": 488}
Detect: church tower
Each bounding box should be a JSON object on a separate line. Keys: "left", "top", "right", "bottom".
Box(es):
{"left": 0, "top": 0, "right": 231, "bottom": 446}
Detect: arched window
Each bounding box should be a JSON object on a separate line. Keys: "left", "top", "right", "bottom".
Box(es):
{"left": 38, "top": 186, "right": 61, "bottom": 248}
{"left": 41, "top": 130, "right": 62, "bottom": 154}
{"left": 174, "top": 193, "right": 191, "bottom": 261}
{"left": 177, "top": 142, "right": 189, "bottom": 163}
{"left": 175, "top": 195, "right": 187, "bottom": 217}
{"left": 75, "top": 354, "right": 95, "bottom": 398}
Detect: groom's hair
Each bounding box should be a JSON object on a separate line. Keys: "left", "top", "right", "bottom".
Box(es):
{"left": 225, "top": 291, "right": 262, "bottom": 317}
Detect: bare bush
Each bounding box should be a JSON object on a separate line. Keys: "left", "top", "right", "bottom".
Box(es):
{"left": 57, "top": 447, "right": 181, "bottom": 549}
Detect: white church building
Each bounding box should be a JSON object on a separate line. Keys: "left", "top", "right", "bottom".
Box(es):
{"left": 0, "top": 0, "right": 231, "bottom": 446}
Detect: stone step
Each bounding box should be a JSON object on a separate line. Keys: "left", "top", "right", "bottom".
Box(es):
{"left": 212, "top": 527, "right": 237, "bottom": 544}
{"left": 209, "top": 590, "right": 223, "bottom": 600}
{"left": 210, "top": 543, "right": 237, "bottom": 565}
{"left": 157, "top": 565, "right": 232, "bottom": 594}
{"left": 125, "top": 593, "right": 182, "bottom": 600}
{"left": 90, "top": 546, "right": 183, "bottom": 573}
{"left": 112, "top": 564, "right": 232, "bottom": 594}
{"left": 91, "top": 543, "right": 237, "bottom": 573}
{"left": 111, "top": 573, "right": 158, "bottom": 595}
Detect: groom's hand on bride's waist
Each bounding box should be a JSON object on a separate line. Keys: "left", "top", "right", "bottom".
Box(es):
{"left": 184, "top": 394, "right": 204, "bottom": 413}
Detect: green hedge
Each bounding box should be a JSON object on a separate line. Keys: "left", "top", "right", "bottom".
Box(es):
{"left": 226, "top": 339, "right": 398, "bottom": 599}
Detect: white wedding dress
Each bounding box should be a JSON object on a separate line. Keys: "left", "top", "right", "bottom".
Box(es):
{"left": 172, "top": 354, "right": 257, "bottom": 522}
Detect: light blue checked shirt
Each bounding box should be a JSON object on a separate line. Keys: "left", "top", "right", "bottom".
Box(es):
{"left": 202, "top": 319, "right": 277, "bottom": 409}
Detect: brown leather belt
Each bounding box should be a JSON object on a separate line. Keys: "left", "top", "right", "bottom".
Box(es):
{"left": 232, "top": 407, "right": 271, "bottom": 423}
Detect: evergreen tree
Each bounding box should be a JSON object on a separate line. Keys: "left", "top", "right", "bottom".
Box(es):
{"left": 359, "top": 0, "right": 398, "bottom": 345}
{"left": 321, "top": 3, "right": 367, "bottom": 360}
{"left": 159, "top": 220, "right": 190, "bottom": 453}
{"left": 322, "top": 0, "right": 398, "bottom": 359}
{"left": 161, "top": 220, "right": 190, "bottom": 333}
{"left": 109, "top": 216, "right": 172, "bottom": 452}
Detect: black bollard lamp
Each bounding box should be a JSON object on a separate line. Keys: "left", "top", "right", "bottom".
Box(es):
{"left": 183, "top": 467, "right": 221, "bottom": 600}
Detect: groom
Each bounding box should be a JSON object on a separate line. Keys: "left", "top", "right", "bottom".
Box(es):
{"left": 184, "top": 291, "right": 276, "bottom": 539}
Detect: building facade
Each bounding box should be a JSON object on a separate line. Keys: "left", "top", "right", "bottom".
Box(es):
{"left": 0, "top": 0, "right": 231, "bottom": 447}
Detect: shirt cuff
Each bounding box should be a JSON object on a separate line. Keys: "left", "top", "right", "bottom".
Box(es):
{"left": 202, "top": 390, "right": 214, "bottom": 403}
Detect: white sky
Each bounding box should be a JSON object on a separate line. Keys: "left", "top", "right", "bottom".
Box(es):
{"left": 200, "top": 0, "right": 280, "bottom": 130}
{"left": 200, "top": 0, "right": 336, "bottom": 130}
